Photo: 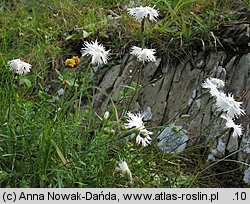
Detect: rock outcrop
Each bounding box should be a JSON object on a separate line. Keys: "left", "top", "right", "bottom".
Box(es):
{"left": 94, "top": 10, "right": 250, "bottom": 164}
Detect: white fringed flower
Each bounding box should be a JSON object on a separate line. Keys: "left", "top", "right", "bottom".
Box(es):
{"left": 202, "top": 77, "right": 225, "bottom": 97}
{"left": 8, "top": 59, "right": 31, "bottom": 75}
{"left": 130, "top": 46, "right": 156, "bottom": 63}
{"left": 116, "top": 161, "right": 130, "bottom": 174}
{"left": 125, "top": 111, "right": 153, "bottom": 147}
{"left": 127, "top": 6, "right": 159, "bottom": 22}
{"left": 125, "top": 111, "right": 144, "bottom": 130}
{"left": 81, "top": 40, "right": 109, "bottom": 66}
{"left": 216, "top": 93, "right": 245, "bottom": 119}
{"left": 221, "top": 114, "right": 243, "bottom": 138}
{"left": 116, "top": 161, "right": 132, "bottom": 181}
{"left": 136, "top": 129, "right": 152, "bottom": 147}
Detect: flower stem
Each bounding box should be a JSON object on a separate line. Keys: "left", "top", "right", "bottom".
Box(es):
{"left": 125, "top": 62, "right": 142, "bottom": 113}
{"left": 140, "top": 17, "right": 146, "bottom": 48}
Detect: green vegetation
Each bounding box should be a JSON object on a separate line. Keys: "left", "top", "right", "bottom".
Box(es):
{"left": 0, "top": 0, "right": 249, "bottom": 187}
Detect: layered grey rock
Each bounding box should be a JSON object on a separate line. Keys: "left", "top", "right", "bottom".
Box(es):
{"left": 94, "top": 17, "right": 250, "bottom": 164}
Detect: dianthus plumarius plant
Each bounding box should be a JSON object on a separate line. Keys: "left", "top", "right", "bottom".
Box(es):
{"left": 81, "top": 40, "right": 110, "bottom": 66}
{"left": 201, "top": 77, "right": 245, "bottom": 138}
{"left": 0, "top": 0, "right": 250, "bottom": 187}
{"left": 8, "top": 59, "right": 32, "bottom": 75}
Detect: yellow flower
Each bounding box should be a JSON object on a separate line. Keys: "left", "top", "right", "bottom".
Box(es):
{"left": 65, "top": 58, "right": 75, "bottom": 68}
{"left": 65, "top": 56, "right": 80, "bottom": 68}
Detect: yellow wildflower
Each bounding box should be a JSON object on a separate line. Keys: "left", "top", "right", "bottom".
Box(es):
{"left": 64, "top": 56, "right": 80, "bottom": 68}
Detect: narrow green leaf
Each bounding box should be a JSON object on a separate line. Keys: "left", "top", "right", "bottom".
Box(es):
{"left": 51, "top": 139, "right": 68, "bottom": 166}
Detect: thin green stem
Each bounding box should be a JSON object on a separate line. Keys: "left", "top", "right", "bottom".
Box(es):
{"left": 141, "top": 17, "right": 146, "bottom": 48}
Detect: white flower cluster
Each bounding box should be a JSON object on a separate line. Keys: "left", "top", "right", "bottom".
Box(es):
{"left": 202, "top": 77, "right": 245, "bottom": 138}
{"left": 8, "top": 59, "right": 32, "bottom": 75}
{"left": 128, "top": 6, "right": 158, "bottom": 63}
{"left": 81, "top": 40, "right": 157, "bottom": 65}
{"left": 124, "top": 111, "right": 153, "bottom": 147}
{"left": 81, "top": 6, "right": 159, "bottom": 66}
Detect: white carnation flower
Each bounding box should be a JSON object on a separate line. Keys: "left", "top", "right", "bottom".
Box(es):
{"left": 136, "top": 128, "right": 153, "bottom": 147}
{"left": 125, "top": 111, "right": 153, "bottom": 147}
{"left": 221, "top": 114, "right": 243, "bottom": 138}
{"left": 8, "top": 59, "right": 31, "bottom": 75}
{"left": 127, "top": 6, "right": 159, "bottom": 22}
{"left": 202, "top": 77, "right": 225, "bottom": 98}
{"left": 125, "top": 111, "right": 145, "bottom": 130}
{"left": 130, "top": 46, "right": 156, "bottom": 63}
{"left": 216, "top": 93, "right": 245, "bottom": 119}
{"left": 116, "top": 161, "right": 130, "bottom": 174}
{"left": 116, "top": 161, "right": 132, "bottom": 181}
{"left": 81, "top": 40, "right": 109, "bottom": 66}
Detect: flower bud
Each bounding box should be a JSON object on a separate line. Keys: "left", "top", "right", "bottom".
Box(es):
{"left": 103, "top": 111, "right": 110, "bottom": 120}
